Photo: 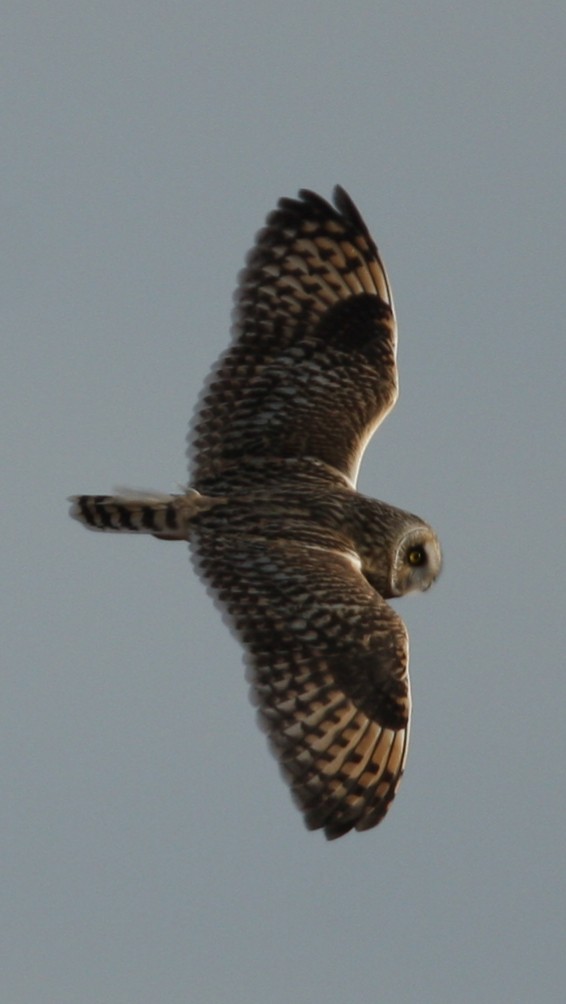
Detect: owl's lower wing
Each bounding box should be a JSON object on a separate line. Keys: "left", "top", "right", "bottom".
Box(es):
{"left": 192, "top": 532, "right": 410, "bottom": 839}
{"left": 190, "top": 187, "right": 397, "bottom": 487}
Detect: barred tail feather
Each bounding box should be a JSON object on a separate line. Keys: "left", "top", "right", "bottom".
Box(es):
{"left": 68, "top": 489, "right": 225, "bottom": 540}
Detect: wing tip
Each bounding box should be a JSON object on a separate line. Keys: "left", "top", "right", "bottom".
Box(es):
{"left": 277, "top": 185, "right": 368, "bottom": 235}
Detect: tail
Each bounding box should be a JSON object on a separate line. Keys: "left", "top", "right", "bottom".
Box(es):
{"left": 69, "top": 489, "right": 225, "bottom": 541}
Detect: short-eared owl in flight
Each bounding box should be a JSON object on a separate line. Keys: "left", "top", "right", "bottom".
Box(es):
{"left": 70, "top": 187, "right": 442, "bottom": 838}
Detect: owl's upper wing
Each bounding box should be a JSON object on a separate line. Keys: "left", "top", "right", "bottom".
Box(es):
{"left": 192, "top": 531, "right": 410, "bottom": 839}
{"left": 190, "top": 187, "right": 397, "bottom": 486}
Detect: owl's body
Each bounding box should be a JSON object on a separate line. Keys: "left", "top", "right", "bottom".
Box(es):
{"left": 71, "top": 187, "right": 442, "bottom": 838}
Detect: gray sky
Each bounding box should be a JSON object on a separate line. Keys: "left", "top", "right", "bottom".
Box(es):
{"left": 3, "top": 3, "right": 565, "bottom": 1002}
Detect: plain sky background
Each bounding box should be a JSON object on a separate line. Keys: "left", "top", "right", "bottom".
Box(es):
{"left": 3, "top": 3, "right": 565, "bottom": 1002}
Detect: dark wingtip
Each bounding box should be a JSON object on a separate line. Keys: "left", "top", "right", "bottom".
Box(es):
{"left": 275, "top": 186, "right": 371, "bottom": 240}
{"left": 332, "top": 185, "right": 371, "bottom": 235}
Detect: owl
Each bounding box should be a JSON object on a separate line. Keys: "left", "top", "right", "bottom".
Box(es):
{"left": 70, "top": 187, "right": 442, "bottom": 838}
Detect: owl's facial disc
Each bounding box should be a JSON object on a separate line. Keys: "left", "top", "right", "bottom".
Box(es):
{"left": 391, "top": 526, "right": 442, "bottom": 596}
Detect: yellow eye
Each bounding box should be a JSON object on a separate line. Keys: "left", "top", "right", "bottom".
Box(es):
{"left": 408, "top": 546, "right": 426, "bottom": 567}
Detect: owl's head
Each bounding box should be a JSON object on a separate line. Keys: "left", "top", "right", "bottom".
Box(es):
{"left": 350, "top": 497, "right": 442, "bottom": 599}
{"left": 389, "top": 525, "right": 442, "bottom": 597}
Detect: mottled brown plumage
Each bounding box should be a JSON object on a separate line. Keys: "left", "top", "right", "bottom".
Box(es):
{"left": 70, "top": 187, "right": 442, "bottom": 838}
{"left": 190, "top": 187, "right": 397, "bottom": 485}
